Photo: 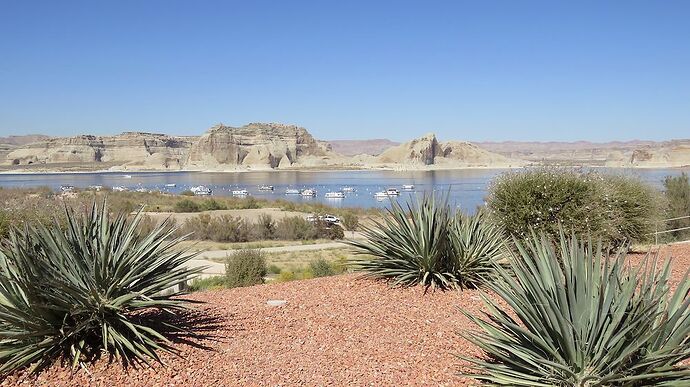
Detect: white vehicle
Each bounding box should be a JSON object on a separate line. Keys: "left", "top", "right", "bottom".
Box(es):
{"left": 165, "top": 183, "right": 176, "bottom": 187}
{"left": 402, "top": 184, "right": 415, "bottom": 190}
{"left": 386, "top": 188, "right": 400, "bottom": 196}
{"left": 301, "top": 189, "right": 317, "bottom": 197}
{"left": 191, "top": 185, "right": 213, "bottom": 196}
{"left": 258, "top": 185, "right": 274, "bottom": 191}
{"left": 341, "top": 186, "right": 355, "bottom": 192}
{"left": 285, "top": 188, "right": 301, "bottom": 195}
{"left": 324, "top": 191, "right": 345, "bottom": 199}
{"left": 322, "top": 214, "right": 340, "bottom": 223}
{"left": 232, "top": 189, "right": 249, "bottom": 196}
{"left": 112, "top": 186, "right": 129, "bottom": 192}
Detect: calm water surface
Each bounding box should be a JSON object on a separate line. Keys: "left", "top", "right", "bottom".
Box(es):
{"left": 0, "top": 168, "right": 687, "bottom": 213}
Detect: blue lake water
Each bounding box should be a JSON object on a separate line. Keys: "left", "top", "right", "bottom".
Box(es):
{"left": 0, "top": 168, "right": 687, "bottom": 213}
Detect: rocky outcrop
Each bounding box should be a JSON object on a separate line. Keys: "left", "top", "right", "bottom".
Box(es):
{"left": 374, "top": 133, "right": 523, "bottom": 168}
{"left": 4, "top": 132, "right": 193, "bottom": 170}
{"left": 183, "top": 123, "right": 332, "bottom": 170}
{"left": 606, "top": 140, "right": 690, "bottom": 167}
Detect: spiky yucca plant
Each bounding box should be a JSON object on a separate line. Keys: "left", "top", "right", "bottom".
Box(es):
{"left": 0, "top": 201, "right": 202, "bottom": 374}
{"left": 347, "top": 193, "right": 504, "bottom": 290}
{"left": 462, "top": 232, "right": 690, "bottom": 386}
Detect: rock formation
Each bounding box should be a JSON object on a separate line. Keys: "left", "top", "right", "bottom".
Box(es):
{"left": 183, "top": 123, "right": 332, "bottom": 170}
{"left": 374, "top": 133, "right": 523, "bottom": 168}
{"left": 4, "top": 132, "right": 192, "bottom": 170}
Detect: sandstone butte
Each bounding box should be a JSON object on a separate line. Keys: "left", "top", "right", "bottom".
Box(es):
{"left": 1, "top": 122, "right": 689, "bottom": 172}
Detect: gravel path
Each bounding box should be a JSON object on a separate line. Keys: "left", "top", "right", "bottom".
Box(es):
{"left": 4, "top": 243, "right": 690, "bottom": 386}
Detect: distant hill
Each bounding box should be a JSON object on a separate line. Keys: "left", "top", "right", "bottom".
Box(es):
{"left": 328, "top": 139, "right": 400, "bottom": 156}
{"left": 0, "top": 134, "right": 51, "bottom": 146}
{"left": 476, "top": 140, "right": 690, "bottom": 167}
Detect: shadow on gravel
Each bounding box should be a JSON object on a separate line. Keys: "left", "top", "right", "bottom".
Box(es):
{"left": 141, "top": 307, "right": 233, "bottom": 351}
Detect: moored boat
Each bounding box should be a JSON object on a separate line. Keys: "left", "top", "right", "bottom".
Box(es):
{"left": 301, "top": 189, "right": 317, "bottom": 197}
{"left": 232, "top": 189, "right": 249, "bottom": 196}
{"left": 165, "top": 183, "right": 176, "bottom": 187}
{"left": 258, "top": 185, "right": 274, "bottom": 191}
{"left": 325, "top": 191, "right": 345, "bottom": 199}
{"left": 341, "top": 186, "right": 355, "bottom": 192}
{"left": 285, "top": 188, "right": 301, "bottom": 195}
{"left": 374, "top": 191, "right": 389, "bottom": 199}
{"left": 191, "top": 185, "right": 213, "bottom": 196}
{"left": 402, "top": 184, "right": 415, "bottom": 190}
{"left": 112, "top": 186, "right": 128, "bottom": 192}
{"left": 386, "top": 188, "right": 400, "bottom": 196}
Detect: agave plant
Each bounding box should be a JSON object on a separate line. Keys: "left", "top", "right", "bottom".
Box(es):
{"left": 347, "top": 193, "right": 504, "bottom": 290}
{"left": 0, "top": 200, "right": 203, "bottom": 374}
{"left": 461, "top": 232, "right": 690, "bottom": 386}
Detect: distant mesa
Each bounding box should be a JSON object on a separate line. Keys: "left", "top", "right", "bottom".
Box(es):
{"left": 1, "top": 123, "right": 689, "bottom": 171}
{"left": 327, "top": 139, "right": 400, "bottom": 156}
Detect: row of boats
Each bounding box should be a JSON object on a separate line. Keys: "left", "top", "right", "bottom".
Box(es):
{"left": 59, "top": 183, "right": 417, "bottom": 199}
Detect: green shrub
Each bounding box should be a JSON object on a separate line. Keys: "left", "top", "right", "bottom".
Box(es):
{"left": 202, "top": 199, "right": 227, "bottom": 211}
{"left": 0, "top": 201, "right": 200, "bottom": 374}
{"left": 180, "top": 190, "right": 195, "bottom": 196}
{"left": 242, "top": 196, "right": 260, "bottom": 209}
{"left": 267, "top": 264, "right": 282, "bottom": 275}
{"left": 309, "top": 258, "right": 335, "bottom": 277}
{"left": 462, "top": 232, "right": 690, "bottom": 385}
{"left": 348, "top": 193, "right": 504, "bottom": 290}
{"left": 278, "top": 270, "right": 296, "bottom": 282}
{"left": 188, "top": 276, "right": 226, "bottom": 292}
{"left": 174, "top": 198, "right": 202, "bottom": 213}
{"left": 225, "top": 249, "right": 267, "bottom": 288}
{"left": 487, "top": 168, "right": 660, "bottom": 246}
{"left": 663, "top": 173, "right": 690, "bottom": 240}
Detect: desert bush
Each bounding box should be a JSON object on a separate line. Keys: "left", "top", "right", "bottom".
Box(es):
{"left": 315, "top": 220, "right": 345, "bottom": 240}
{"left": 663, "top": 172, "right": 690, "bottom": 240}
{"left": 276, "top": 216, "right": 318, "bottom": 240}
{"left": 242, "top": 196, "right": 260, "bottom": 209}
{"left": 0, "top": 201, "right": 200, "bottom": 374}
{"left": 180, "top": 214, "right": 251, "bottom": 242}
{"left": 225, "top": 249, "right": 267, "bottom": 288}
{"left": 201, "top": 199, "right": 227, "bottom": 211}
{"left": 462, "top": 231, "right": 690, "bottom": 385}
{"left": 208, "top": 215, "right": 251, "bottom": 243}
{"left": 278, "top": 270, "right": 296, "bottom": 282}
{"left": 180, "top": 190, "right": 195, "bottom": 196}
{"left": 174, "top": 199, "right": 202, "bottom": 213}
{"left": 267, "top": 264, "right": 282, "bottom": 275}
{"left": 348, "top": 193, "right": 504, "bottom": 290}
{"left": 188, "top": 276, "right": 226, "bottom": 292}
{"left": 600, "top": 174, "right": 661, "bottom": 245}
{"left": 487, "top": 168, "right": 660, "bottom": 245}
{"left": 341, "top": 211, "right": 359, "bottom": 232}
{"left": 309, "top": 258, "right": 335, "bottom": 277}
{"left": 256, "top": 214, "right": 276, "bottom": 240}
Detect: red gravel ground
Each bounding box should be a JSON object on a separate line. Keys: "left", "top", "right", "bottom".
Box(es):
{"left": 3, "top": 243, "right": 690, "bottom": 387}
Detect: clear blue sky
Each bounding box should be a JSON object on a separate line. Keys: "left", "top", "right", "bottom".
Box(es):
{"left": 1, "top": 1, "right": 689, "bottom": 142}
